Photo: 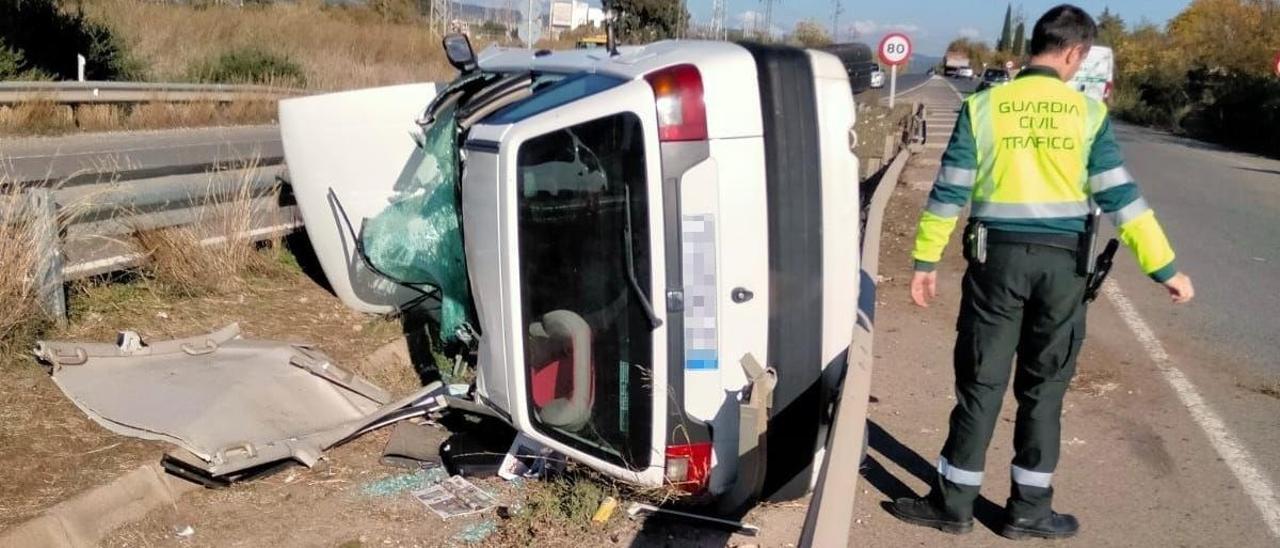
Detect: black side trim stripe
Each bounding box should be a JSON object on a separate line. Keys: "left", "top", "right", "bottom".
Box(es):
{"left": 739, "top": 42, "right": 827, "bottom": 502}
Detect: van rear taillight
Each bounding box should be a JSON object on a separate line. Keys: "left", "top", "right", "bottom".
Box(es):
{"left": 645, "top": 65, "right": 707, "bottom": 142}
{"left": 665, "top": 442, "right": 712, "bottom": 492}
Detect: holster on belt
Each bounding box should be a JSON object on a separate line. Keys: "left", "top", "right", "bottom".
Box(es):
{"left": 963, "top": 221, "right": 988, "bottom": 264}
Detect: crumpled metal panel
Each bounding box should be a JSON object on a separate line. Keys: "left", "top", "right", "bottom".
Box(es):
{"left": 34, "top": 324, "right": 391, "bottom": 477}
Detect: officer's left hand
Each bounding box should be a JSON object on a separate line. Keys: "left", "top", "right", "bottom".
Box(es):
{"left": 911, "top": 271, "right": 938, "bottom": 308}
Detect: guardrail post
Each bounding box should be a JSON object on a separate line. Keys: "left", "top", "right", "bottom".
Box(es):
{"left": 28, "top": 189, "right": 67, "bottom": 325}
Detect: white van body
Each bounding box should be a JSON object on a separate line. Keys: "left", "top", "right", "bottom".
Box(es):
{"left": 280, "top": 40, "right": 861, "bottom": 509}
{"left": 1068, "top": 45, "right": 1114, "bottom": 102}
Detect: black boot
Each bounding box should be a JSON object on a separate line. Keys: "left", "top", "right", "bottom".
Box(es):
{"left": 1000, "top": 512, "right": 1080, "bottom": 540}
{"left": 884, "top": 497, "right": 974, "bottom": 535}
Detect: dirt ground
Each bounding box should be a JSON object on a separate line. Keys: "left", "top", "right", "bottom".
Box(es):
{"left": 0, "top": 239, "right": 652, "bottom": 547}
{"left": 0, "top": 243, "right": 415, "bottom": 533}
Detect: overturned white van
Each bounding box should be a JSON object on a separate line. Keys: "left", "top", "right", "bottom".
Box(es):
{"left": 280, "top": 37, "right": 861, "bottom": 510}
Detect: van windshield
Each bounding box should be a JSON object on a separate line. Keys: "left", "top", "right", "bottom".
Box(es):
{"left": 516, "top": 112, "right": 654, "bottom": 469}
{"left": 488, "top": 73, "right": 625, "bottom": 125}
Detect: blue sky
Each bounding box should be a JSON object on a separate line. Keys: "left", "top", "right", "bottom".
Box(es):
{"left": 690, "top": 0, "right": 1193, "bottom": 55}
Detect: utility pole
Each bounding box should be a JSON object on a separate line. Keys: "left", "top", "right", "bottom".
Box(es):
{"left": 763, "top": 0, "right": 774, "bottom": 42}
{"left": 711, "top": 0, "right": 727, "bottom": 40}
{"left": 831, "top": 0, "right": 842, "bottom": 43}
{"left": 527, "top": 0, "right": 534, "bottom": 49}
{"left": 756, "top": 0, "right": 774, "bottom": 42}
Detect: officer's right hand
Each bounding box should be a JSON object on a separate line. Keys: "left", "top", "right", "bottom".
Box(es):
{"left": 911, "top": 271, "right": 938, "bottom": 308}
{"left": 1163, "top": 272, "right": 1195, "bottom": 304}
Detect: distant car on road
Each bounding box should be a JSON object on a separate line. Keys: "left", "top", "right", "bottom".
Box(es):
{"left": 957, "top": 66, "right": 975, "bottom": 79}
{"left": 870, "top": 65, "right": 886, "bottom": 89}
{"left": 976, "top": 68, "right": 1011, "bottom": 92}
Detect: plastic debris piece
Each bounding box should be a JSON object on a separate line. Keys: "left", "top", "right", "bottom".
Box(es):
{"left": 175, "top": 525, "right": 195, "bottom": 538}
{"left": 626, "top": 502, "right": 760, "bottom": 536}
{"left": 381, "top": 421, "right": 444, "bottom": 470}
{"left": 452, "top": 519, "right": 498, "bottom": 544}
{"left": 592, "top": 496, "right": 619, "bottom": 523}
{"left": 440, "top": 430, "right": 512, "bottom": 478}
{"left": 498, "top": 432, "right": 564, "bottom": 481}
{"left": 411, "top": 475, "right": 496, "bottom": 519}
{"left": 360, "top": 466, "right": 447, "bottom": 497}
{"left": 497, "top": 503, "right": 525, "bottom": 519}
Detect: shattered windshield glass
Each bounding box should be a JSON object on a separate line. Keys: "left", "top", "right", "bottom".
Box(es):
{"left": 360, "top": 104, "right": 473, "bottom": 342}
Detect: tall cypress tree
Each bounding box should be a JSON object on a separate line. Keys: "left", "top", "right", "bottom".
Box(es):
{"left": 998, "top": 3, "right": 1013, "bottom": 52}
{"left": 1012, "top": 20, "right": 1025, "bottom": 56}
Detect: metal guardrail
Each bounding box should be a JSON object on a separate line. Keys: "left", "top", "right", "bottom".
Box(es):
{"left": 0, "top": 81, "right": 304, "bottom": 105}
{"left": 20, "top": 159, "right": 300, "bottom": 322}
{"left": 801, "top": 102, "right": 925, "bottom": 548}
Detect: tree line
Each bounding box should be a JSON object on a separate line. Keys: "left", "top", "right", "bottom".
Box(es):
{"left": 945, "top": 1, "right": 1279, "bottom": 157}
{"left": 1104, "top": 0, "right": 1279, "bottom": 156}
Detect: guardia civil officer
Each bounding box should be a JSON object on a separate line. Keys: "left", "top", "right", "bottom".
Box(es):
{"left": 887, "top": 4, "right": 1195, "bottom": 540}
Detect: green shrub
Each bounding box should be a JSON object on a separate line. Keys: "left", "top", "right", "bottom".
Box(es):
{"left": 0, "top": 39, "right": 24, "bottom": 78}
{"left": 1114, "top": 68, "right": 1280, "bottom": 157}
{"left": 0, "top": 0, "right": 143, "bottom": 80}
{"left": 189, "top": 47, "right": 306, "bottom": 86}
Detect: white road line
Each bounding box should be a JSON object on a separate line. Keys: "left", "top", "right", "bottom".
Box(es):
{"left": 1104, "top": 282, "right": 1280, "bottom": 538}
{"left": 894, "top": 76, "right": 938, "bottom": 98}
{"left": 940, "top": 77, "right": 966, "bottom": 101}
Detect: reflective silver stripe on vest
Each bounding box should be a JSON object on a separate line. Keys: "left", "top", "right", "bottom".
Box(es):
{"left": 1089, "top": 166, "right": 1133, "bottom": 193}
{"left": 1012, "top": 465, "right": 1053, "bottom": 488}
{"left": 927, "top": 199, "right": 964, "bottom": 218}
{"left": 971, "top": 200, "right": 1091, "bottom": 219}
{"left": 938, "top": 456, "right": 984, "bottom": 487}
{"left": 939, "top": 166, "right": 977, "bottom": 188}
{"left": 1109, "top": 197, "right": 1151, "bottom": 226}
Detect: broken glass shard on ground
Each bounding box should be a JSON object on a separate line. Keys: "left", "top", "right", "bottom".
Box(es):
{"left": 360, "top": 105, "right": 474, "bottom": 342}
{"left": 361, "top": 466, "right": 448, "bottom": 497}
{"left": 411, "top": 475, "right": 497, "bottom": 519}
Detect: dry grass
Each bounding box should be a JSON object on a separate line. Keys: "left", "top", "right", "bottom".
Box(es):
{"left": 0, "top": 100, "right": 279, "bottom": 136}
{"left": 0, "top": 99, "right": 75, "bottom": 134}
{"left": 84, "top": 0, "right": 455, "bottom": 91}
{"left": 74, "top": 104, "right": 124, "bottom": 132}
{"left": 132, "top": 160, "right": 287, "bottom": 296}
{"left": 0, "top": 180, "right": 68, "bottom": 361}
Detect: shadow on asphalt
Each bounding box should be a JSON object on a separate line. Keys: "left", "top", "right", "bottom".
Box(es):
{"left": 1237, "top": 166, "right": 1280, "bottom": 176}
{"left": 864, "top": 420, "right": 1008, "bottom": 534}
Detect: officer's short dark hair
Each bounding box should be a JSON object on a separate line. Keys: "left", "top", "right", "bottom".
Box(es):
{"left": 1029, "top": 4, "right": 1098, "bottom": 56}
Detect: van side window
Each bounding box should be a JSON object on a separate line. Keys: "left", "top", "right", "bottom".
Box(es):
{"left": 516, "top": 112, "right": 654, "bottom": 469}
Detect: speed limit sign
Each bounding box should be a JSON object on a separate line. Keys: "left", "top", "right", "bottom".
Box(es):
{"left": 878, "top": 33, "right": 912, "bottom": 66}
{"left": 878, "top": 33, "right": 912, "bottom": 107}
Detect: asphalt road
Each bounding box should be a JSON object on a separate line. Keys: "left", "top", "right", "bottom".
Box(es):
{"left": 1110, "top": 124, "right": 1280, "bottom": 373}
{"left": 732, "top": 78, "right": 1277, "bottom": 547}
{"left": 0, "top": 125, "right": 282, "bottom": 185}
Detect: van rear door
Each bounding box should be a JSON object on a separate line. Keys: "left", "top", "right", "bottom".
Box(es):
{"left": 462, "top": 75, "right": 671, "bottom": 488}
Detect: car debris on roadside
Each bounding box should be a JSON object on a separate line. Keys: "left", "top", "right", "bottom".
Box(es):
{"left": 32, "top": 324, "right": 454, "bottom": 486}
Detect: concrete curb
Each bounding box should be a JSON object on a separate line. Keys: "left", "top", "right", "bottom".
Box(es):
{"left": 1, "top": 335, "right": 418, "bottom": 548}
{"left": 1, "top": 463, "right": 200, "bottom": 548}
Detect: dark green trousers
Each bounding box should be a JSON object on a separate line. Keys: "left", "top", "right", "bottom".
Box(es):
{"left": 929, "top": 243, "right": 1087, "bottom": 521}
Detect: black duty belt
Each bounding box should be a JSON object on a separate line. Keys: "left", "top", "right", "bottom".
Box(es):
{"left": 985, "top": 229, "right": 1079, "bottom": 252}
